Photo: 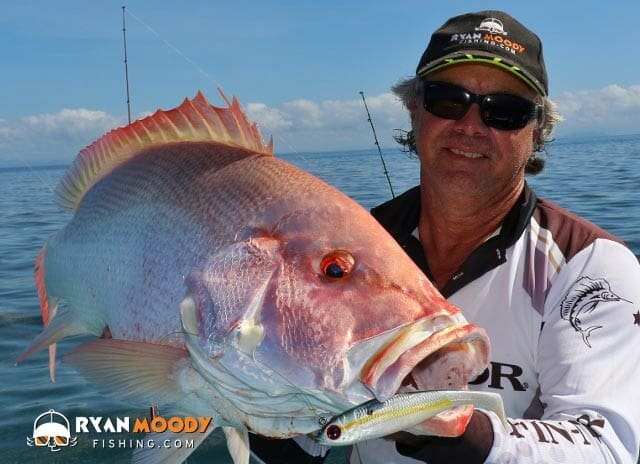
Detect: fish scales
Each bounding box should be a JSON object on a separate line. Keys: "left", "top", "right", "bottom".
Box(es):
{"left": 18, "top": 92, "right": 492, "bottom": 464}
{"left": 50, "top": 145, "right": 308, "bottom": 333}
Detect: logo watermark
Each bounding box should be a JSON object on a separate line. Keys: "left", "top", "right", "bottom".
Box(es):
{"left": 27, "top": 408, "right": 211, "bottom": 454}
{"left": 26, "top": 409, "right": 78, "bottom": 452}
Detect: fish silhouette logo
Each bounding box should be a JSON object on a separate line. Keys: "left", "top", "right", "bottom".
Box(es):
{"left": 560, "top": 276, "right": 630, "bottom": 347}
{"left": 26, "top": 409, "right": 78, "bottom": 452}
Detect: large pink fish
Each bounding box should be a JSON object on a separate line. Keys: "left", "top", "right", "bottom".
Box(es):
{"left": 17, "top": 91, "right": 490, "bottom": 463}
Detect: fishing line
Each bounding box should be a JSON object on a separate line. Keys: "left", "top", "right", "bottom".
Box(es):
{"left": 124, "top": 7, "right": 218, "bottom": 87}
{"left": 123, "top": 7, "right": 310, "bottom": 165}
{"left": 0, "top": 154, "right": 56, "bottom": 194}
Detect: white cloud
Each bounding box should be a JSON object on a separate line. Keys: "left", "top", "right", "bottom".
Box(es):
{"left": 245, "top": 102, "right": 291, "bottom": 132}
{"left": 0, "top": 108, "right": 124, "bottom": 166}
{"left": 554, "top": 84, "right": 640, "bottom": 136}
{"left": 247, "top": 92, "right": 408, "bottom": 153}
{"left": 3, "top": 84, "right": 640, "bottom": 166}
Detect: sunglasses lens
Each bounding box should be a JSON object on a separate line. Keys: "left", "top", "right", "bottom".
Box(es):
{"left": 422, "top": 82, "right": 538, "bottom": 130}
{"left": 423, "top": 83, "right": 470, "bottom": 120}
{"left": 482, "top": 94, "right": 538, "bottom": 130}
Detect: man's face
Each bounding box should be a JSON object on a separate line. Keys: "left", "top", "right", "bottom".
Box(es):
{"left": 412, "top": 63, "right": 539, "bottom": 203}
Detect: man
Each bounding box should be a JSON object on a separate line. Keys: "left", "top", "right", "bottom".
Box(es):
{"left": 251, "top": 10, "right": 640, "bottom": 463}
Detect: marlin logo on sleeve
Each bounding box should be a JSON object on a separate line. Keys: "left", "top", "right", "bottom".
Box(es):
{"left": 560, "top": 276, "right": 630, "bottom": 347}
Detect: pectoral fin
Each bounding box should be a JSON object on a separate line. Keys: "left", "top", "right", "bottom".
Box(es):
{"left": 62, "top": 338, "right": 189, "bottom": 406}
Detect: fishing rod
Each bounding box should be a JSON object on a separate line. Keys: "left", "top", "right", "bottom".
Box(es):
{"left": 122, "top": 5, "right": 132, "bottom": 124}
{"left": 359, "top": 91, "right": 395, "bottom": 199}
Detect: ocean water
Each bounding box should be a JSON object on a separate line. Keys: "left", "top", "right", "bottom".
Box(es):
{"left": 1, "top": 134, "right": 639, "bottom": 463}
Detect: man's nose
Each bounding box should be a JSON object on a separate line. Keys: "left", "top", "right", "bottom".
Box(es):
{"left": 453, "top": 103, "right": 490, "bottom": 136}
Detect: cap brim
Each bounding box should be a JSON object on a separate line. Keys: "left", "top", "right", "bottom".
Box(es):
{"left": 417, "top": 51, "right": 547, "bottom": 96}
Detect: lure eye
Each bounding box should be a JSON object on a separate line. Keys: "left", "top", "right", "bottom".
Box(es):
{"left": 326, "top": 424, "right": 342, "bottom": 440}
{"left": 320, "top": 251, "right": 355, "bottom": 281}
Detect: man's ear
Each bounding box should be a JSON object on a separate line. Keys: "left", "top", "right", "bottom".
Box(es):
{"left": 409, "top": 103, "right": 418, "bottom": 121}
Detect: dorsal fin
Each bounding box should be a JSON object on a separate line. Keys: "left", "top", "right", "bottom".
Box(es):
{"left": 55, "top": 90, "right": 274, "bottom": 211}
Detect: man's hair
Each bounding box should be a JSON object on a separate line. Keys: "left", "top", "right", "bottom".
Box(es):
{"left": 391, "top": 76, "right": 562, "bottom": 175}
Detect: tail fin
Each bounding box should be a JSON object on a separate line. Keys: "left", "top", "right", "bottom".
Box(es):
{"left": 34, "top": 245, "right": 58, "bottom": 382}
{"left": 582, "top": 325, "right": 602, "bottom": 348}
{"left": 16, "top": 244, "right": 89, "bottom": 381}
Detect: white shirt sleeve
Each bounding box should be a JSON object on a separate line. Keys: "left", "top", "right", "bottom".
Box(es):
{"left": 485, "top": 239, "right": 640, "bottom": 463}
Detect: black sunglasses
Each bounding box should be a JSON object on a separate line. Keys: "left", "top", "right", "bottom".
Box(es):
{"left": 422, "top": 81, "right": 541, "bottom": 131}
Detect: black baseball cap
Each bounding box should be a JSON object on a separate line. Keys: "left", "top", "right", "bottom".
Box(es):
{"left": 416, "top": 11, "right": 548, "bottom": 96}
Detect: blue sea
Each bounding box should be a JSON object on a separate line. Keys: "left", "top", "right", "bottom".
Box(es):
{"left": 1, "top": 135, "right": 639, "bottom": 463}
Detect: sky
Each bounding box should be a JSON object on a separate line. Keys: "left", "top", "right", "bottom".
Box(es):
{"left": 2, "top": 0, "right": 640, "bottom": 167}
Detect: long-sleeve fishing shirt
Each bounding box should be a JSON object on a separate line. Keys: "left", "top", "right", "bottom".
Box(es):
{"left": 356, "top": 183, "right": 640, "bottom": 464}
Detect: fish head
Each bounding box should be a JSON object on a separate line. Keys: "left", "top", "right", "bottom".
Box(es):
{"left": 182, "top": 186, "right": 489, "bottom": 437}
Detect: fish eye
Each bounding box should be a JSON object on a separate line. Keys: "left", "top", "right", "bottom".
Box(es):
{"left": 326, "top": 424, "right": 342, "bottom": 440}
{"left": 320, "top": 251, "right": 355, "bottom": 281}
{"left": 325, "top": 262, "right": 345, "bottom": 279}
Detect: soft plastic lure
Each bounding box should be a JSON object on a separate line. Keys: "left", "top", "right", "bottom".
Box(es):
{"left": 316, "top": 389, "right": 508, "bottom": 446}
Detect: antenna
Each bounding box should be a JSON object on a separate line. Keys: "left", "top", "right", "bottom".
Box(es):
{"left": 359, "top": 91, "right": 395, "bottom": 198}
{"left": 122, "top": 6, "right": 132, "bottom": 124}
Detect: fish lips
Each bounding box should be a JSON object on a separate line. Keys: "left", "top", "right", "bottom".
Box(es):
{"left": 360, "top": 315, "right": 490, "bottom": 436}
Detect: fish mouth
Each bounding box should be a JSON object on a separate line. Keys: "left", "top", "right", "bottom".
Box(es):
{"left": 361, "top": 313, "right": 490, "bottom": 436}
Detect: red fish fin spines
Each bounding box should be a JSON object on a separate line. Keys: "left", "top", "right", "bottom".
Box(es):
{"left": 54, "top": 91, "right": 273, "bottom": 211}
{"left": 203, "top": 89, "right": 273, "bottom": 155}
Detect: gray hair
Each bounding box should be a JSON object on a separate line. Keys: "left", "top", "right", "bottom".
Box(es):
{"left": 391, "top": 76, "right": 563, "bottom": 175}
